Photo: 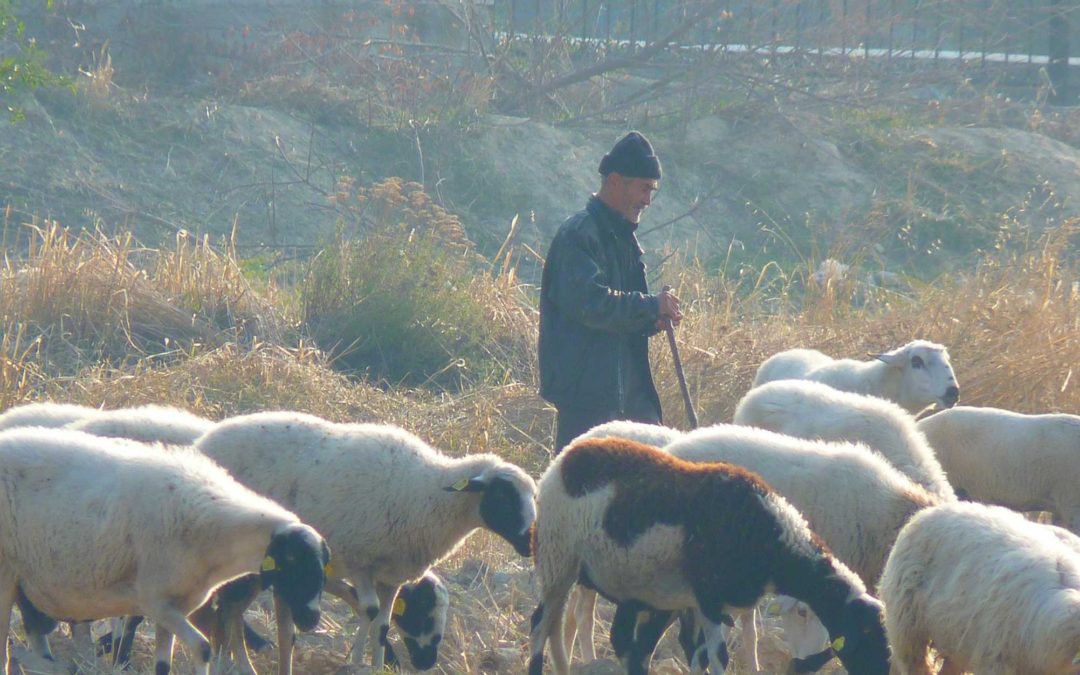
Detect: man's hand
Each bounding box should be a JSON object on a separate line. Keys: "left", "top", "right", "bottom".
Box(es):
{"left": 656, "top": 287, "right": 682, "bottom": 330}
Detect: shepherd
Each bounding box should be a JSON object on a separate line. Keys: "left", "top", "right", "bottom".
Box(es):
{"left": 539, "top": 131, "right": 683, "bottom": 454}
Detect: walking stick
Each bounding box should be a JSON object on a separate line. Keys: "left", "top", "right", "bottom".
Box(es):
{"left": 662, "top": 285, "right": 698, "bottom": 429}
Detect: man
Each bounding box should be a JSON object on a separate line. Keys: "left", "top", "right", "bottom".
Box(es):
{"left": 539, "top": 131, "right": 682, "bottom": 454}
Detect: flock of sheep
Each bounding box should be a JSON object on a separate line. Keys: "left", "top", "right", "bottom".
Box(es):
{"left": 0, "top": 337, "right": 1076, "bottom": 674}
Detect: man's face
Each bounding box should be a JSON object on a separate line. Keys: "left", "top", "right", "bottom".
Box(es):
{"left": 608, "top": 174, "right": 659, "bottom": 224}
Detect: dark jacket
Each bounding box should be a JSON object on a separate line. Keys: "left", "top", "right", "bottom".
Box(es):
{"left": 539, "top": 196, "right": 662, "bottom": 418}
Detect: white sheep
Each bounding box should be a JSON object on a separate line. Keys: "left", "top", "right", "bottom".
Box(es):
{"left": 0, "top": 427, "right": 329, "bottom": 675}
{"left": 751, "top": 340, "right": 960, "bottom": 414}
{"left": 54, "top": 406, "right": 455, "bottom": 673}
{"left": 527, "top": 435, "right": 891, "bottom": 675}
{"left": 0, "top": 403, "right": 215, "bottom": 662}
{"left": 193, "top": 410, "right": 537, "bottom": 674}
{"left": 879, "top": 501, "right": 1080, "bottom": 674}
{"left": 916, "top": 406, "right": 1080, "bottom": 528}
{"left": 0, "top": 401, "right": 100, "bottom": 431}
{"left": 733, "top": 380, "right": 956, "bottom": 501}
{"left": 67, "top": 404, "right": 215, "bottom": 445}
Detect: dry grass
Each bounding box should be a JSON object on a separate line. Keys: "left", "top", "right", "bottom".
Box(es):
{"left": 0, "top": 214, "right": 1076, "bottom": 674}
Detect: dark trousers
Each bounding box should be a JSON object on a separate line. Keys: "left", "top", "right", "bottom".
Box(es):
{"left": 554, "top": 404, "right": 661, "bottom": 456}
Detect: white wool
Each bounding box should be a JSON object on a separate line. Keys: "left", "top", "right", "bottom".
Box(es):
{"left": 880, "top": 501, "right": 1080, "bottom": 675}
{"left": 751, "top": 339, "right": 959, "bottom": 414}
{"left": 918, "top": 406, "right": 1080, "bottom": 528}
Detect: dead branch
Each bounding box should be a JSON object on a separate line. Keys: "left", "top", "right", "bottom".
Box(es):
{"left": 535, "top": 0, "right": 730, "bottom": 96}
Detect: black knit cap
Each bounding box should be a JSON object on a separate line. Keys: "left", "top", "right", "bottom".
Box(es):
{"left": 598, "top": 131, "right": 662, "bottom": 180}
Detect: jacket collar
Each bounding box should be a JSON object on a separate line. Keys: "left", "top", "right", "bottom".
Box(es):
{"left": 588, "top": 195, "right": 642, "bottom": 241}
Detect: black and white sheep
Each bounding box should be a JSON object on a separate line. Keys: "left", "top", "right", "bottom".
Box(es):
{"left": 879, "top": 501, "right": 1080, "bottom": 675}
{"left": 916, "top": 406, "right": 1080, "bottom": 528}
{"left": 663, "top": 424, "right": 936, "bottom": 673}
{"left": 192, "top": 411, "right": 536, "bottom": 674}
{"left": 564, "top": 421, "right": 935, "bottom": 672}
{"left": 561, "top": 420, "right": 686, "bottom": 664}
{"left": 751, "top": 340, "right": 960, "bottom": 414}
{"left": 0, "top": 427, "right": 329, "bottom": 675}
{"left": 734, "top": 380, "right": 956, "bottom": 501}
{"left": 527, "top": 436, "right": 891, "bottom": 675}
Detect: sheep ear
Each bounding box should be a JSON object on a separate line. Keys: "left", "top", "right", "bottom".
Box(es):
{"left": 1073, "top": 646, "right": 1080, "bottom": 665}
{"left": 874, "top": 351, "right": 905, "bottom": 367}
{"left": 260, "top": 556, "right": 278, "bottom": 590}
{"left": 831, "top": 636, "right": 846, "bottom": 653}
{"left": 392, "top": 597, "right": 407, "bottom": 617}
{"left": 444, "top": 476, "right": 487, "bottom": 492}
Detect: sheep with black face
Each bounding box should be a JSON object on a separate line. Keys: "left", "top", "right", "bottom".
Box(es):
{"left": 0, "top": 427, "right": 328, "bottom": 675}
{"left": 193, "top": 411, "right": 536, "bottom": 674}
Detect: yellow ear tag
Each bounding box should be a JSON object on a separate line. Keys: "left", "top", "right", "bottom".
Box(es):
{"left": 324, "top": 562, "right": 335, "bottom": 578}
{"left": 450, "top": 478, "right": 470, "bottom": 491}
{"left": 1073, "top": 647, "right": 1080, "bottom": 665}
{"left": 261, "top": 556, "right": 277, "bottom": 573}
{"left": 392, "top": 598, "right": 407, "bottom": 617}
{"left": 831, "top": 636, "right": 846, "bottom": 653}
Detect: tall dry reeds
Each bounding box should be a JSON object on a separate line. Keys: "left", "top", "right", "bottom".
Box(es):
{"left": 0, "top": 208, "right": 1075, "bottom": 674}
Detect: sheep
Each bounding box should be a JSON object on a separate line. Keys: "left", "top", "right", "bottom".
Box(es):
{"left": 67, "top": 404, "right": 215, "bottom": 445}
{"left": 916, "top": 406, "right": 1080, "bottom": 529}
{"left": 385, "top": 570, "right": 450, "bottom": 670}
{"left": 665, "top": 424, "right": 936, "bottom": 673}
{"left": 0, "top": 401, "right": 100, "bottom": 431}
{"left": 193, "top": 410, "right": 536, "bottom": 674}
{"left": 561, "top": 420, "right": 686, "bottom": 664}
{"left": 879, "top": 501, "right": 1080, "bottom": 675}
{"left": 527, "top": 436, "right": 891, "bottom": 675}
{"left": 731, "top": 382, "right": 954, "bottom": 671}
{"left": 751, "top": 340, "right": 960, "bottom": 414}
{"left": 0, "top": 427, "right": 329, "bottom": 675}
{"left": 733, "top": 380, "right": 956, "bottom": 501}
{"left": 58, "top": 406, "right": 453, "bottom": 673}
{"left": 567, "top": 420, "right": 935, "bottom": 672}
{"left": 16, "top": 405, "right": 218, "bottom": 665}
{"left": 0, "top": 403, "right": 215, "bottom": 662}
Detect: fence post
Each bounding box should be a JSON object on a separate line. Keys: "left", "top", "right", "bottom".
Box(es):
{"left": 1048, "top": 0, "right": 1073, "bottom": 104}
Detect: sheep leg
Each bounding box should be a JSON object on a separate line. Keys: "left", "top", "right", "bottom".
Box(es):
{"left": 692, "top": 608, "right": 729, "bottom": 674}
{"left": 208, "top": 577, "right": 260, "bottom": 675}
{"left": 0, "top": 578, "right": 16, "bottom": 675}
{"left": 150, "top": 606, "right": 211, "bottom": 675}
{"left": 340, "top": 577, "right": 378, "bottom": 666}
{"left": 369, "top": 582, "right": 400, "bottom": 670}
{"left": 273, "top": 593, "right": 296, "bottom": 675}
{"left": 15, "top": 587, "right": 57, "bottom": 661}
{"left": 153, "top": 624, "right": 177, "bottom": 675}
{"left": 69, "top": 621, "right": 94, "bottom": 662}
{"left": 735, "top": 607, "right": 760, "bottom": 672}
{"left": 528, "top": 575, "right": 575, "bottom": 675}
{"left": 610, "top": 604, "right": 674, "bottom": 675}
{"left": 561, "top": 585, "right": 579, "bottom": 661}
{"left": 572, "top": 586, "right": 599, "bottom": 662}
